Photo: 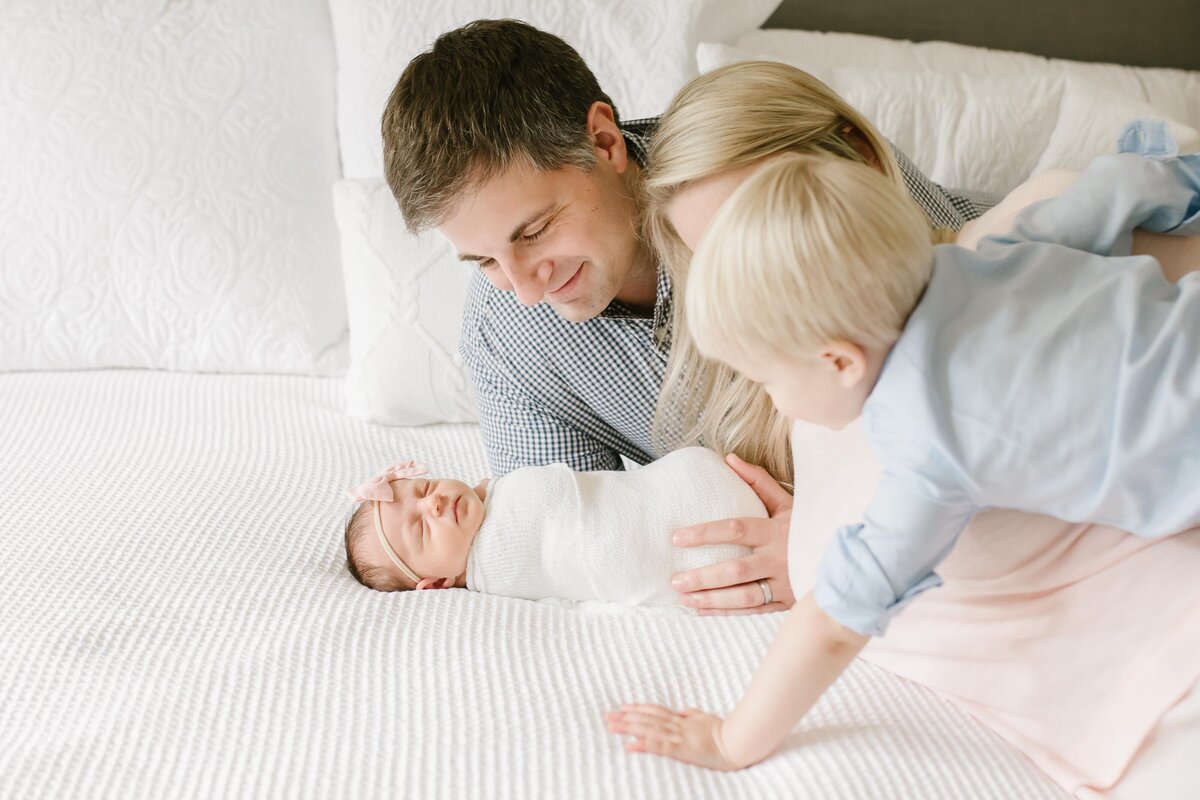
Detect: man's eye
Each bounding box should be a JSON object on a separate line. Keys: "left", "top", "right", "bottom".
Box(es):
{"left": 479, "top": 258, "right": 496, "bottom": 270}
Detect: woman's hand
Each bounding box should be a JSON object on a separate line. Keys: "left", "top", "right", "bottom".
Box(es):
{"left": 604, "top": 705, "right": 747, "bottom": 771}
{"left": 671, "top": 454, "right": 795, "bottom": 615}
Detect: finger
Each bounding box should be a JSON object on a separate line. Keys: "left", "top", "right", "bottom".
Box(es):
{"left": 697, "top": 602, "right": 789, "bottom": 617}
{"left": 618, "top": 716, "right": 681, "bottom": 743}
{"left": 630, "top": 733, "right": 686, "bottom": 758}
{"left": 673, "top": 516, "right": 775, "bottom": 549}
{"left": 619, "top": 703, "right": 681, "bottom": 718}
{"left": 681, "top": 581, "right": 771, "bottom": 611}
{"left": 724, "top": 453, "right": 794, "bottom": 516}
{"left": 672, "top": 551, "right": 773, "bottom": 594}
{"left": 619, "top": 707, "right": 684, "bottom": 726}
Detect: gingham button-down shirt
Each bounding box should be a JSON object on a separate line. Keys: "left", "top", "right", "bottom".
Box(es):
{"left": 459, "top": 118, "right": 996, "bottom": 477}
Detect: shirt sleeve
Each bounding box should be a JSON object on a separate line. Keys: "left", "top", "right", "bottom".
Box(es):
{"left": 987, "top": 151, "right": 1200, "bottom": 257}
{"left": 812, "top": 468, "right": 977, "bottom": 637}
{"left": 891, "top": 144, "right": 999, "bottom": 229}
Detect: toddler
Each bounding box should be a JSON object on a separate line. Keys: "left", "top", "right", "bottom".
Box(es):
{"left": 343, "top": 447, "right": 767, "bottom": 606}
{"left": 606, "top": 140, "right": 1200, "bottom": 768}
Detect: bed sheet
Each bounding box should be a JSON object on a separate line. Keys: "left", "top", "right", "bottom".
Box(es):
{"left": 0, "top": 371, "right": 1064, "bottom": 799}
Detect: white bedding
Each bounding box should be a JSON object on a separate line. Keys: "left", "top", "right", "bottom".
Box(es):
{"left": 0, "top": 371, "right": 1064, "bottom": 798}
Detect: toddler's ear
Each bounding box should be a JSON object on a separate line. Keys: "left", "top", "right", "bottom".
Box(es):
{"left": 820, "top": 341, "right": 868, "bottom": 388}
{"left": 415, "top": 577, "right": 454, "bottom": 591}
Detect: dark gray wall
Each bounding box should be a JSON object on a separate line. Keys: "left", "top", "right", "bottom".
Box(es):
{"left": 765, "top": 0, "right": 1199, "bottom": 72}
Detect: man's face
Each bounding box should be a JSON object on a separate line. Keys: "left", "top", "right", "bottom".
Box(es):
{"left": 438, "top": 158, "right": 648, "bottom": 323}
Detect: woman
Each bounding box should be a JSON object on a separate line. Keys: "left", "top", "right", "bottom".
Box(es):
{"left": 647, "top": 61, "right": 974, "bottom": 489}
{"left": 623, "top": 61, "right": 1200, "bottom": 796}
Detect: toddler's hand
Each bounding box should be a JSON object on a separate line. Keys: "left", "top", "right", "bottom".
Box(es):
{"left": 605, "top": 704, "right": 746, "bottom": 771}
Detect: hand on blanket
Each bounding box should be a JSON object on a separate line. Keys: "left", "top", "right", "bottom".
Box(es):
{"left": 671, "top": 454, "right": 794, "bottom": 615}
{"left": 604, "top": 704, "right": 747, "bottom": 771}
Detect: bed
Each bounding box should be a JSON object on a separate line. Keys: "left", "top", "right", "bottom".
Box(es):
{"left": 2, "top": 1, "right": 1197, "bottom": 797}
{"left": 0, "top": 371, "right": 1064, "bottom": 798}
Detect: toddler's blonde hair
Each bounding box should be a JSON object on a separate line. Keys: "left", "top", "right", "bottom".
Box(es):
{"left": 687, "top": 153, "right": 933, "bottom": 366}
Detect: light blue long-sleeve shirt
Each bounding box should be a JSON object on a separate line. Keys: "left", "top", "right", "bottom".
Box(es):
{"left": 814, "top": 146, "right": 1200, "bottom": 637}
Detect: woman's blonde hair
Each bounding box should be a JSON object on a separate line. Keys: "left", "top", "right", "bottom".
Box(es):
{"left": 647, "top": 60, "right": 917, "bottom": 485}
{"left": 687, "top": 153, "right": 932, "bottom": 369}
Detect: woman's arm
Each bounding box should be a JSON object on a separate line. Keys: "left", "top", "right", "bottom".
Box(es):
{"left": 959, "top": 167, "right": 1200, "bottom": 283}
{"left": 970, "top": 155, "right": 1200, "bottom": 257}
{"left": 670, "top": 454, "right": 795, "bottom": 615}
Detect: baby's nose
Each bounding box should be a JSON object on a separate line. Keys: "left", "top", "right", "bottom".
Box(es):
{"left": 425, "top": 493, "right": 444, "bottom": 516}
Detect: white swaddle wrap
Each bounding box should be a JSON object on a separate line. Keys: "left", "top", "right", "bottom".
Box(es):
{"left": 465, "top": 447, "right": 767, "bottom": 606}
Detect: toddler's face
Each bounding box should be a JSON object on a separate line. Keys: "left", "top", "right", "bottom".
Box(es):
{"left": 369, "top": 477, "right": 489, "bottom": 588}
{"left": 731, "top": 349, "right": 874, "bottom": 431}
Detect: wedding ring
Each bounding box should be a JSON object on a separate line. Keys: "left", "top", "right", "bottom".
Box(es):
{"left": 757, "top": 578, "right": 773, "bottom": 606}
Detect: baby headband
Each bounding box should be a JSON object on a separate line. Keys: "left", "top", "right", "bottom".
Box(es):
{"left": 346, "top": 461, "right": 429, "bottom": 585}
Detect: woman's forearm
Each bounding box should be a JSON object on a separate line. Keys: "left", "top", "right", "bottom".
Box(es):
{"left": 719, "top": 593, "right": 869, "bottom": 767}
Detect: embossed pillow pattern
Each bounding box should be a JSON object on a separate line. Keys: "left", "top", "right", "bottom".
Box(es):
{"left": 328, "top": 0, "right": 782, "bottom": 179}
{"left": 0, "top": 0, "right": 348, "bottom": 374}
{"left": 333, "top": 178, "right": 477, "bottom": 426}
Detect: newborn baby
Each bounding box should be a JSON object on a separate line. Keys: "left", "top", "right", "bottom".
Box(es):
{"left": 343, "top": 447, "right": 767, "bottom": 607}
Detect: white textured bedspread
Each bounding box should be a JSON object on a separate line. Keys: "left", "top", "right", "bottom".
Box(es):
{"left": 0, "top": 372, "right": 1063, "bottom": 799}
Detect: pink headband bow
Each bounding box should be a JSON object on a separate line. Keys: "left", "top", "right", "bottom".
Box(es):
{"left": 346, "top": 461, "right": 429, "bottom": 585}
{"left": 345, "top": 461, "right": 429, "bottom": 502}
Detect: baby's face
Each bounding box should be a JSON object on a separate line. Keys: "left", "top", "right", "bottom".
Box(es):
{"left": 370, "top": 477, "right": 489, "bottom": 587}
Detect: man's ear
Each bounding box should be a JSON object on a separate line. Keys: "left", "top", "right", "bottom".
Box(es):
{"left": 586, "top": 101, "right": 628, "bottom": 171}
{"left": 819, "top": 341, "right": 868, "bottom": 388}
{"left": 415, "top": 577, "right": 453, "bottom": 591}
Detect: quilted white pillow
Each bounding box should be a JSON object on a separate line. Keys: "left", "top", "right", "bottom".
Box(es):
{"left": 734, "top": 28, "right": 1200, "bottom": 132}
{"left": 697, "top": 43, "right": 1199, "bottom": 196}
{"left": 328, "top": 0, "right": 782, "bottom": 179}
{"left": 333, "top": 179, "right": 477, "bottom": 426}
{"left": 1034, "top": 78, "right": 1200, "bottom": 173}
{"left": 0, "top": 0, "right": 348, "bottom": 374}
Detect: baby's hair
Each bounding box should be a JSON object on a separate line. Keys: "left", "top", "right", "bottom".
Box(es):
{"left": 687, "top": 153, "right": 933, "bottom": 366}
{"left": 344, "top": 500, "right": 416, "bottom": 592}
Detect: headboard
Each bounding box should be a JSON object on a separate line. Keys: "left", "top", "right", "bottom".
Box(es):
{"left": 765, "top": 0, "right": 1199, "bottom": 72}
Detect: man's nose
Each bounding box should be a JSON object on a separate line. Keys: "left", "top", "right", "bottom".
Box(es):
{"left": 506, "top": 257, "right": 553, "bottom": 307}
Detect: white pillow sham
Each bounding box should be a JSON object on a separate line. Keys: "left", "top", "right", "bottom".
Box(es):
{"left": 0, "top": 0, "right": 348, "bottom": 374}
{"left": 697, "top": 42, "right": 1200, "bottom": 196}
{"left": 327, "top": 0, "right": 782, "bottom": 179}
{"left": 734, "top": 28, "right": 1200, "bottom": 133}
{"left": 333, "top": 178, "right": 478, "bottom": 426}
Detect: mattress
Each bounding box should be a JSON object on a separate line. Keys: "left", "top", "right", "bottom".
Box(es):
{"left": 0, "top": 371, "right": 1064, "bottom": 799}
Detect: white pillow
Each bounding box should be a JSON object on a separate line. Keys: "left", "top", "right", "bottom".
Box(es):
{"left": 333, "top": 179, "right": 478, "bottom": 426}
{"left": 1034, "top": 78, "right": 1200, "bottom": 173}
{"left": 697, "top": 42, "right": 1064, "bottom": 195}
{"left": 697, "top": 43, "right": 1199, "bottom": 197}
{"left": 0, "top": 0, "right": 348, "bottom": 374}
{"left": 328, "top": 0, "right": 782, "bottom": 179}
{"left": 734, "top": 28, "right": 1200, "bottom": 132}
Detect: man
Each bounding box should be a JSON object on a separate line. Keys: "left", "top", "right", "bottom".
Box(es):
{"left": 380, "top": 19, "right": 991, "bottom": 614}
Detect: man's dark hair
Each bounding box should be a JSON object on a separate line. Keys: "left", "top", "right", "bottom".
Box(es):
{"left": 381, "top": 19, "right": 619, "bottom": 233}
